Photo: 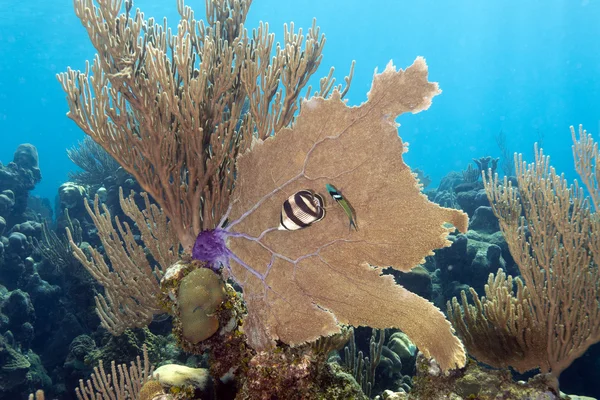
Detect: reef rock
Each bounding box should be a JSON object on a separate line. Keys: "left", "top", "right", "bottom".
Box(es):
{"left": 58, "top": 182, "right": 87, "bottom": 211}
{"left": 435, "top": 232, "right": 507, "bottom": 302}
{"left": 468, "top": 205, "right": 500, "bottom": 234}
{"left": 379, "top": 353, "right": 564, "bottom": 399}
{"left": 0, "top": 144, "right": 42, "bottom": 224}
{"left": 13, "top": 144, "right": 41, "bottom": 178}
{"left": 456, "top": 188, "right": 490, "bottom": 217}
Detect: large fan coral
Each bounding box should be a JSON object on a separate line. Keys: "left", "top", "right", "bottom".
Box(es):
{"left": 193, "top": 59, "right": 469, "bottom": 371}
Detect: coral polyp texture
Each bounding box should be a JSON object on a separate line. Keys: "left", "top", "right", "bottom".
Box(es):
{"left": 211, "top": 58, "right": 468, "bottom": 371}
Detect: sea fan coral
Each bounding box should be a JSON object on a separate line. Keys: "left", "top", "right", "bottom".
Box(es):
{"left": 194, "top": 58, "right": 468, "bottom": 371}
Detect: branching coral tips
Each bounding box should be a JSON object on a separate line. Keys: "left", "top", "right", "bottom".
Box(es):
{"left": 325, "top": 184, "right": 358, "bottom": 231}
{"left": 279, "top": 190, "right": 326, "bottom": 231}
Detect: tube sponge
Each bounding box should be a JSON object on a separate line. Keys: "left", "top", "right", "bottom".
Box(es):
{"left": 178, "top": 268, "right": 226, "bottom": 343}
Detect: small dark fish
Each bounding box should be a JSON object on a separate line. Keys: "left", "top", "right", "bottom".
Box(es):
{"left": 279, "top": 190, "right": 326, "bottom": 231}
{"left": 326, "top": 183, "right": 358, "bottom": 231}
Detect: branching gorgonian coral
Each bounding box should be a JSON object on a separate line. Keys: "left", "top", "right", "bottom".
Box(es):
{"left": 58, "top": 0, "right": 343, "bottom": 251}
{"left": 67, "top": 136, "right": 120, "bottom": 186}
{"left": 449, "top": 125, "right": 600, "bottom": 387}
{"left": 35, "top": 209, "right": 83, "bottom": 272}
{"left": 59, "top": 0, "right": 346, "bottom": 333}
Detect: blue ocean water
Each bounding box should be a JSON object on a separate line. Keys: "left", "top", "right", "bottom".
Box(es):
{"left": 1, "top": 0, "right": 599, "bottom": 204}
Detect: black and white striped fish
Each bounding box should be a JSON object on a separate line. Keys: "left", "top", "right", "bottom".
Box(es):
{"left": 279, "top": 190, "right": 326, "bottom": 231}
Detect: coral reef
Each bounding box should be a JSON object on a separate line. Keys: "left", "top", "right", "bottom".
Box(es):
{"left": 431, "top": 231, "right": 508, "bottom": 307}
{"left": 67, "top": 136, "right": 121, "bottom": 187}
{"left": 36, "top": 0, "right": 600, "bottom": 397}
{"left": 237, "top": 347, "right": 367, "bottom": 400}
{"left": 342, "top": 328, "right": 385, "bottom": 397}
{"left": 67, "top": 190, "right": 180, "bottom": 335}
{"left": 0, "top": 144, "right": 59, "bottom": 397}
{"left": 51, "top": 0, "right": 480, "bottom": 397}
{"left": 439, "top": 126, "right": 600, "bottom": 398}
{"left": 449, "top": 127, "right": 600, "bottom": 386}
{"left": 377, "top": 353, "right": 562, "bottom": 399}
{"left": 74, "top": 344, "right": 154, "bottom": 400}
{"left": 473, "top": 156, "right": 499, "bottom": 177}
{"left": 0, "top": 144, "right": 41, "bottom": 225}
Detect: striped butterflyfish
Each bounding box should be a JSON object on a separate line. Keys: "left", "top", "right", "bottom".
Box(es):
{"left": 278, "top": 190, "right": 326, "bottom": 231}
